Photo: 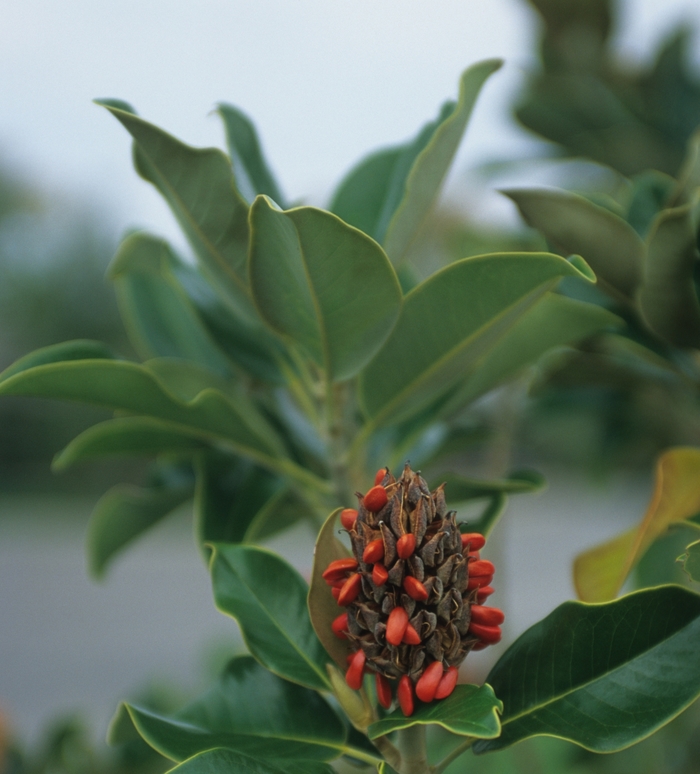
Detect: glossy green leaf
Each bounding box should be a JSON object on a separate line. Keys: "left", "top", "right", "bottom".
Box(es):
{"left": 443, "top": 470, "right": 545, "bottom": 501}
{"left": 173, "top": 260, "right": 286, "bottom": 384}
{"left": 210, "top": 544, "right": 331, "bottom": 691}
{"left": 194, "top": 454, "right": 306, "bottom": 547}
{"left": 368, "top": 684, "right": 502, "bottom": 739}
{"left": 678, "top": 539, "right": 700, "bottom": 582}
{"left": 574, "top": 447, "right": 700, "bottom": 602}
{"left": 87, "top": 471, "right": 193, "bottom": 577}
{"left": 0, "top": 358, "right": 329, "bottom": 488}
{"left": 109, "top": 232, "right": 231, "bottom": 373}
{"left": 249, "top": 197, "right": 402, "bottom": 381}
{"left": 217, "top": 104, "right": 287, "bottom": 207}
{"left": 331, "top": 60, "right": 502, "bottom": 263}
{"left": 474, "top": 585, "right": 700, "bottom": 754}
{"left": 98, "top": 102, "right": 253, "bottom": 317}
{"left": 53, "top": 417, "right": 206, "bottom": 470}
{"left": 359, "top": 252, "right": 595, "bottom": 428}
{"left": 438, "top": 293, "right": 622, "bottom": 415}
{"left": 116, "top": 656, "right": 345, "bottom": 762}
{"left": 504, "top": 188, "right": 644, "bottom": 297}
{"left": 167, "top": 749, "right": 334, "bottom": 774}
{"left": 308, "top": 509, "right": 353, "bottom": 669}
{"left": 638, "top": 202, "right": 700, "bottom": 348}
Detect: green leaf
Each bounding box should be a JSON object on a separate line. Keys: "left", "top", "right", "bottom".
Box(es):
{"left": 167, "top": 749, "right": 334, "bottom": 774}
{"left": 473, "top": 585, "right": 700, "bottom": 754}
{"left": 210, "top": 544, "right": 331, "bottom": 691}
{"left": 307, "top": 509, "right": 353, "bottom": 669}
{"left": 438, "top": 293, "right": 622, "bottom": 415}
{"left": 195, "top": 454, "right": 306, "bottom": 547}
{"left": 249, "top": 197, "right": 402, "bottom": 381}
{"left": 574, "top": 447, "right": 700, "bottom": 602}
{"left": 504, "top": 188, "right": 644, "bottom": 297}
{"left": 465, "top": 492, "right": 508, "bottom": 538}
{"left": 97, "top": 102, "right": 253, "bottom": 317}
{"left": 0, "top": 339, "right": 118, "bottom": 381}
{"left": 359, "top": 252, "right": 595, "bottom": 428}
{"left": 217, "top": 104, "right": 287, "bottom": 207}
{"left": 368, "top": 684, "right": 502, "bottom": 739}
{"left": 87, "top": 471, "right": 193, "bottom": 577}
{"left": 53, "top": 417, "right": 207, "bottom": 470}
{"left": 331, "top": 60, "right": 502, "bottom": 264}
{"left": 443, "top": 470, "right": 545, "bottom": 501}
{"left": 678, "top": 539, "right": 700, "bottom": 582}
{"left": 0, "top": 357, "right": 328, "bottom": 488}
{"left": 625, "top": 170, "right": 675, "bottom": 238}
{"left": 109, "top": 232, "right": 231, "bottom": 373}
{"left": 171, "top": 261, "right": 286, "bottom": 384}
{"left": 638, "top": 202, "right": 700, "bottom": 349}
{"left": 117, "top": 656, "right": 345, "bottom": 762}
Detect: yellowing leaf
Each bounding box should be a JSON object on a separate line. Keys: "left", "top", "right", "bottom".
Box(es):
{"left": 574, "top": 447, "right": 700, "bottom": 602}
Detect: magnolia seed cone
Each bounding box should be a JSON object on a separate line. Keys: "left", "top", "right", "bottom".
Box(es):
{"left": 343, "top": 465, "right": 485, "bottom": 686}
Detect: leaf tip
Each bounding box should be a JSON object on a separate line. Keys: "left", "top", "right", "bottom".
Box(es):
{"left": 94, "top": 98, "right": 138, "bottom": 115}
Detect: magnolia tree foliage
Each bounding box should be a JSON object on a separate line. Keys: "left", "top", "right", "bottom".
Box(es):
{"left": 3, "top": 50, "right": 700, "bottom": 774}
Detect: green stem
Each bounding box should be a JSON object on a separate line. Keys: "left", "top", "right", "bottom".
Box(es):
{"left": 432, "top": 737, "right": 476, "bottom": 774}
{"left": 325, "top": 379, "right": 359, "bottom": 507}
{"left": 397, "top": 726, "right": 429, "bottom": 774}
{"left": 372, "top": 735, "right": 402, "bottom": 771}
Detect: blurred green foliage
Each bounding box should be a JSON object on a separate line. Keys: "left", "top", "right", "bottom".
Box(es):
{"left": 0, "top": 164, "right": 136, "bottom": 493}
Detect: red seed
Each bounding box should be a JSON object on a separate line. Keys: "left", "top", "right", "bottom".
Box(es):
{"left": 476, "top": 586, "right": 495, "bottom": 603}
{"left": 415, "top": 660, "right": 444, "bottom": 703}
{"left": 332, "top": 613, "right": 349, "bottom": 639}
{"left": 468, "top": 551, "right": 481, "bottom": 560}
{"left": 396, "top": 533, "right": 416, "bottom": 559}
{"left": 337, "top": 573, "right": 362, "bottom": 606}
{"left": 375, "top": 672, "right": 393, "bottom": 709}
{"left": 322, "top": 558, "right": 358, "bottom": 583}
{"left": 471, "top": 641, "right": 489, "bottom": 651}
{"left": 340, "top": 508, "right": 358, "bottom": 531}
{"left": 331, "top": 586, "right": 341, "bottom": 600}
{"left": 364, "top": 485, "right": 388, "bottom": 512}
{"left": 403, "top": 576, "right": 429, "bottom": 602}
{"left": 461, "top": 532, "right": 486, "bottom": 551}
{"left": 363, "top": 538, "right": 385, "bottom": 564}
{"left": 372, "top": 563, "right": 388, "bottom": 586}
{"left": 398, "top": 675, "right": 414, "bottom": 717}
{"left": 386, "top": 607, "right": 409, "bottom": 646}
{"left": 374, "top": 468, "right": 387, "bottom": 486}
{"left": 346, "top": 649, "right": 366, "bottom": 690}
{"left": 434, "top": 666, "right": 459, "bottom": 700}
{"left": 469, "top": 559, "right": 495, "bottom": 577}
{"left": 346, "top": 653, "right": 355, "bottom": 665}
{"left": 402, "top": 623, "right": 421, "bottom": 645}
{"left": 470, "top": 605, "right": 505, "bottom": 626}
{"left": 468, "top": 623, "right": 502, "bottom": 644}
{"left": 466, "top": 575, "right": 493, "bottom": 591}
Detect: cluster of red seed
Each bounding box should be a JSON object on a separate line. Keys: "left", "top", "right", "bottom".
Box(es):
{"left": 321, "top": 467, "right": 505, "bottom": 716}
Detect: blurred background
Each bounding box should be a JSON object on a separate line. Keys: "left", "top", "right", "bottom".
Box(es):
{"left": 2, "top": 1, "right": 700, "bottom": 773}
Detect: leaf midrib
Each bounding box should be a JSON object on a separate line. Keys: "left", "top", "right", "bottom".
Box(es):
{"left": 497, "top": 607, "right": 698, "bottom": 729}
{"left": 365, "top": 278, "right": 555, "bottom": 426}
{"left": 216, "top": 549, "right": 330, "bottom": 690}
{"left": 118, "top": 109, "right": 249, "bottom": 296}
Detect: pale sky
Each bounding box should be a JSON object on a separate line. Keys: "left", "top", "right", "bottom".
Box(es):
{"left": 1, "top": 0, "right": 699, "bottom": 249}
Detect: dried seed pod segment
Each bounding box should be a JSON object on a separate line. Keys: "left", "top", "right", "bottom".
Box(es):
{"left": 320, "top": 464, "right": 505, "bottom": 715}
